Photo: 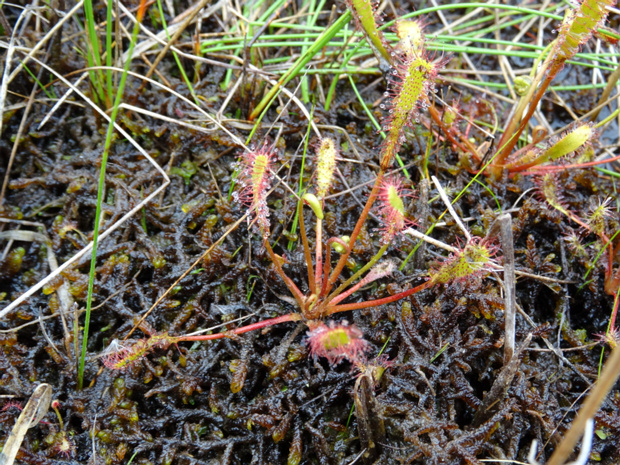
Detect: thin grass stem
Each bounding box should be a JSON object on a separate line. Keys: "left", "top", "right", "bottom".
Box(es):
{"left": 288, "top": 106, "right": 314, "bottom": 251}
{"left": 78, "top": 0, "right": 147, "bottom": 389}
{"left": 105, "top": 0, "right": 113, "bottom": 100}
{"left": 249, "top": 11, "right": 351, "bottom": 120}
{"left": 155, "top": 0, "right": 200, "bottom": 106}
{"left": 83, "top": 0, "right": 106, "bottom": 105}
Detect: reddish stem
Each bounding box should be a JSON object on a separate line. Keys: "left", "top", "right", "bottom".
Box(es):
{"left": 522, "top": 151, "right": 620, "bottom": 173}
{"left": 321, "top": 237, "right": 350, "bottom": 297}
{"left": 427, "top": 104, "right": 479, "bottom": 160}
{"left": 327, "top": 280, "right": 430, "bottom": 313}
{"left": 501, "top": 143, "right": 549, "bottom": 173}
{"left": 562, "top": 209, "right": 592, "bottom": 232}
{"left": 603, "top": 236, "right": 617, "bottom": 296}
{"left": 262, "top": 238, "right": 307, "bottom": 308}
{"left": 327, "top": 243, "right": 389, "bottom": 304}
{"left": 329, "top": 279, "right": 365, "bottom": 306}
{"left": 493, "top": 64, "right": 559, "bottom": 172}
{"left": 325, "top": 172, "right": 384, "bottom": 295}
{"left": 315, "top": 218, "right": 323, "bottom": 291}
{"left": 179, "top": 313, "right": 303, "bottom": 342}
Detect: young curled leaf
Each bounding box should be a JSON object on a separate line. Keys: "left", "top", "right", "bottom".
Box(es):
{"left": 302, "top": 193, "right": 324, "bottom": 220}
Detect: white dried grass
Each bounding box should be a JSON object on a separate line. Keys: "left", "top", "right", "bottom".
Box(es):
{"left": 0, "top": 54, "right": 170, "bottom": 319}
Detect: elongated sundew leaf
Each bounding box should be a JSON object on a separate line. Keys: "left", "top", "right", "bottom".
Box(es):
{"left": 542, "top": 124, "right": 593, "bottom": 162}
{"left": 314, "top": 138, "right": 338, "bottom": 200}
{"left": 395, "top": 19, "right": 425, "bottom": 57}
{"left": 494, "top": 0, "right": 615, "bottom": 170}
{"left": 232, "top": 143, "right": 275, "bottom": 236}
{"left": 556, "top": 0, "right": 616, "bottom": 62}
{"left": 506, "top": 124, "right": 595, "bottom": 171}
{"left": 102, "top": 335, "right": 174, "bottom": 371}
{"left": 347, "top": 0, "right": 392, "bottom": 61}
{"left": 376, "top": 176, "right": 408, "bottom": 244}
{"left": 381, "top": 54, "right": 439, "bottom": 168}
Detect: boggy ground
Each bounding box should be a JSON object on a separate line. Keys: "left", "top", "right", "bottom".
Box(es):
{"left": 0, "top": 0, "right": 619, "bottom": 464}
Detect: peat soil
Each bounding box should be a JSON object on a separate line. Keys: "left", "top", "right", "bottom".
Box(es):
{"left": 0, "top": 1, "right": 619, "bottom": 464}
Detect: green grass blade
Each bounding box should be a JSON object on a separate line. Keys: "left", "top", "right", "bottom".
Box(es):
{"left": 156, "top": 0, "right": 200, "bottom": 106}
{"left": 300, "top": 0, "right": 317, "bottom": 103}
{"left": 78, "top": 1, "right": 146, "bottom": 390}
{"left": 20, "top": 61, "right": 56, "bottom": 99}
{"left": 222, "top": 0, "right": 275, "bottom": 89}
{"left": 105, "top": 0, "right": 113, "bottom": 99}
{"left": 325, "top": 26, "right": 362, "bottom": 111}
{"left": 83, "top": 0, "right": 106, "bottom": 105}
{"left": 249, "top": 10, "right": 352, "bottom": 120}
{"left": 288, "top": 104, "right": 315, "bottom": 251}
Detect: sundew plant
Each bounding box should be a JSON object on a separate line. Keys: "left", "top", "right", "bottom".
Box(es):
{"left": 2, "top": 0, "right": 620, "bottom": 464}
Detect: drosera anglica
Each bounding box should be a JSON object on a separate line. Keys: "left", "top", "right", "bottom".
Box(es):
{"left": 380, "top": 47, "right": 445, "bottom": 169}
{"left": 102, "top": 21, "right": 486, "bottom": 374}
{"left": 232, "top": 141, "right": 275, "bottom": 236}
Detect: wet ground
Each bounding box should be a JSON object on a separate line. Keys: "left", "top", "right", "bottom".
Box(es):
{"left": 0, "top": 1, "right": 619, "bottom": 464}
